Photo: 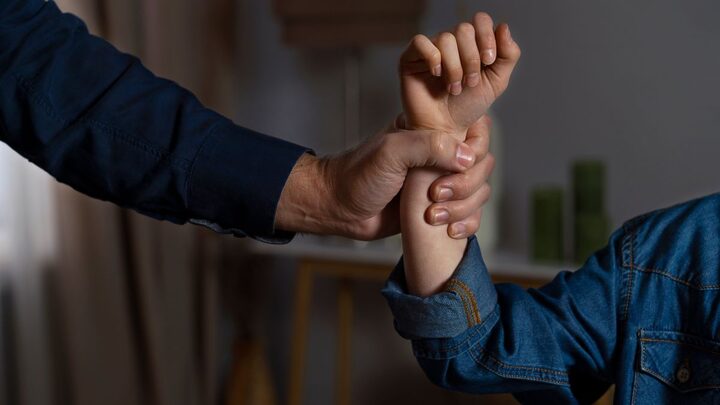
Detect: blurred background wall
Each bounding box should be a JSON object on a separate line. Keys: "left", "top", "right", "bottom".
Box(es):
{"left": 1, "top": 0, "right": 719, "bottom": 405}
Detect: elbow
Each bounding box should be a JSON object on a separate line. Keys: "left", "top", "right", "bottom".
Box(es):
{"left": 416, "top": 353, "right": 508, "bottom": 394}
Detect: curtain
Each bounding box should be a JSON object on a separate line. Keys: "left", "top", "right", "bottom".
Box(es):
{"left": 2, "top": 1, "right": 239, "bottom": 404}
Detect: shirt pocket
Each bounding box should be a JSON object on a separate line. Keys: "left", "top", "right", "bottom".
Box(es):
{"left": 633, "top": 330, "right": 720, "bottom": 404}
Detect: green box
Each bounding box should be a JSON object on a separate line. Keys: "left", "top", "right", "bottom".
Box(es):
{"left": 531, "top": 187, "right": 564, "bottom": 263}
{"left": 572, "top": 160, "right": 605, "bottom": 215}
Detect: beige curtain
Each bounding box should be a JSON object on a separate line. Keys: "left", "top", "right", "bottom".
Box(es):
{"left": 45, "top": 1, "right": 237, "bottom": 404}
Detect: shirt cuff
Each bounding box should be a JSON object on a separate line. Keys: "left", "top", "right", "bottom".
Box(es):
{"left": 382, "top": 236, "right": 498, "bottom": 340}
{"left": 187, "top": 120, "right": 311, "bottom": 243}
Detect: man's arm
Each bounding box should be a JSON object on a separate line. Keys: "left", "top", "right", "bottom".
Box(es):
{"left": 0, "top": 0, "right": 309, "bottom": 241}
{"left": 0, "top": 0, "right": 498, "bottom": 242}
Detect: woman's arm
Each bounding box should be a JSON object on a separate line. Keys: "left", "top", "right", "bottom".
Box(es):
{"left": 384, "top": 231, "right": 624, "bottom": 403}
{"left": 398, "top": 16, "right": 520, "bottom": 296}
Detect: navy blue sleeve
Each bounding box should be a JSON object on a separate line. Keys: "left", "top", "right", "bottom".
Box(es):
{"left": 0, "top": 0, "right": 310, "bottom": 242}
{"left": 383, "top": 233, "right": 623, "bottom": 404}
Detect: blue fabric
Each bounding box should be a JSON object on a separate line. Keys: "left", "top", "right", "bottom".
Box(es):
{"left": 0, "top": 0, "right": 310, "bottom": 242}
{"left": 383, "top": 193, "right": 720, "bottom": 404}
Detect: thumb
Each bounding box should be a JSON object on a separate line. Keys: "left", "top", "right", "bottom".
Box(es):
{"left": 487, "top": 23, "right": 521, "bottom": 92}
{"left": 390, "top": 130, "right": 475, "bottom": 173}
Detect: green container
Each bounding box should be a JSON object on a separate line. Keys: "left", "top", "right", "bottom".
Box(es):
{"left": 531, "top": 187, "right": 564, "bottom": 263}
{"left": 574, "top": 213, "right": 610, "bottom": 263}
{"left": 572, "top": 160, "right": 605, "bottom": 215}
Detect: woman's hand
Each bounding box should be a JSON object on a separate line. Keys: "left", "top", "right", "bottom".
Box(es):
{"left": 399, "top": 13, "right": 521, "bottom": 134}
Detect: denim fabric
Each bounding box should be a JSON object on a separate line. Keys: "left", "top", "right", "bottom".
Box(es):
{"left": 0, "top": 0, "right": 309, "bottom": 242}
{"left": 383, "top": 193, "right": 720, "bottom": 404}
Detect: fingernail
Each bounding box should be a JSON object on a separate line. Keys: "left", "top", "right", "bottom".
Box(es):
{"left": 482, "top": 49, "right": 496, "bottom": 65}
{"left": 436, "top": 187, "right": 453, "bottom": 202}
{"left": 465, "top": 73, "right": 480, "bottom": 87}
{"left": 456, "top": 144, "right": 475, "bottom": 168}
{"left": 449, "top": 81, "right": 462, "bottom": 95}
{"left": 450, "top": 223, "right": 467, "bottom": 238}
{"left": 431, "top": 208, "right": 450, "bottom": 225}
{"left": 432, "top": 64, "right": 442, "bottom": 77}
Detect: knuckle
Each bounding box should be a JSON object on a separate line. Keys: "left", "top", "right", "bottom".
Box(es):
{"left": 448, "top": 66, "right": 464, "bottom": 80}
{"left": 476, "top": 136, "right": 490, "bottom": 157}
{"left": 480, "top": 183, "right": 492, "bottom": 198}
{"left": 464, "top": 56, "right": 482, "bottom": 70}
{"left": 485, "top": 153, "right": 496, "bottom": 169}
{"left": 429, "top": 132, "right": 448, "bottom": 157}
{"left": 429, "top": 49, "right": 442, "bottom": 63}
{"left": 411, "top": 34, "right": 427, "bottom": 45}
{"left": 456, "top": 22, "right": 475, "bottom": 37}
{"left": 380, "top": 132, "right": 401, "bottom": 160}
{"left": 438, "top": 32, "right": 456, "bottom": 44}
{"left": 460, "top": 175, "right": 474, "bottom": 196}
{"left": 474, "top": 12, "right": 493, "bottom": 25}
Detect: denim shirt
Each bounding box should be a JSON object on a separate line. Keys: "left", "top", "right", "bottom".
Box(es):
{"left": 383, "top": 193, "right": 720, "bottom": 404}
{"left": 0, "top": 0, "right": 309, "bottom": 243}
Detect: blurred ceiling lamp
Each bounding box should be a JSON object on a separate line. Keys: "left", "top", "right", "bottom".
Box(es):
{"left": 274, "top": 0, "right": 425, "bottom": 47}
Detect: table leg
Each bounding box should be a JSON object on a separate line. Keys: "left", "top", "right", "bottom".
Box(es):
{"left": 336, "top": 279, "right": 353, "bottom": 405}
{"left": 288, "top": 262, "right": 314, "bottom": 405}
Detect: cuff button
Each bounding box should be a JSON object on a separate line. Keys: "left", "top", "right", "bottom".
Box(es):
{"left": 676, "top": 362, "right": 691, "bottom": 384}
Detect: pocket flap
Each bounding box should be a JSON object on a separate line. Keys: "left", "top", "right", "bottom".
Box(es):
{"left": 639, "top": 330, "right": 720, "bottom": 393}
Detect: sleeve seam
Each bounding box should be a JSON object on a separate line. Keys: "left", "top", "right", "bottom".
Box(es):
{"left": 184, "top": 121, "right": 223, "bottom": 212}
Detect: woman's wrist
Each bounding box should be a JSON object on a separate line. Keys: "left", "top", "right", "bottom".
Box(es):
{"left": 401, "top": 168, "right": 467, "bottom": 297}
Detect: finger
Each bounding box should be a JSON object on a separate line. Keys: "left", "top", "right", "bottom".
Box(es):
{"left": 473, "top": 12, "right": 497, "bottom": 65}
{"left": 464, "top": 115, "right": 492, "bottom": 153}
{"left": 436, "top": 32, "right": 464, "bottom": 95}
{"left": 485, "top": 23, "right": 521, "bottom": 94}
{"left": 455, "top": 22, "right": 481, "bottom": 88}
{"left": 449, "top": 208, "right": 483, "bottom": 239}
{"left": 429, "top": 117, "right": 493, "bottom": 202}
{"left": 430, "top": 153, "right": 495, "bottom": 205}
{"left": 400, "top": 34, "right": 442, "bottom": 76}
{"left": 389, "top": 130, "right": 476, "bottom": 172}
{"left": 426, "top": 182, "right": 491, "bottom": 226}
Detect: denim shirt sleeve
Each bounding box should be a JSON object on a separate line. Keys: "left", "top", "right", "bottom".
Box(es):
{"left": 0, "top": 0, "right": 309, "bottom": 243}
{"left": 383, "top": 231, "right": 624, "bottom": 404}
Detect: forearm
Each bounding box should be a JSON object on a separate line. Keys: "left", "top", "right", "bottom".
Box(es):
{"left": 401, "top": 168, "right": 467, "bottom": 297}
{"left": 275, "top": 153, "right": 338, "bottom": 236}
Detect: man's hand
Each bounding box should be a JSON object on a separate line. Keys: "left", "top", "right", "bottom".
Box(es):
{"left": 400, "top": 13, "right": 520, "bottom": 133}
{"left": 274, "top": 120, "right": 492, "bottom": 241}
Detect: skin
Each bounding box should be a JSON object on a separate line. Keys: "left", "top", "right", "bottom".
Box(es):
{"left": 274, "top": 70, "right": 505, "bottom": 241}
{"left": 274, "top": 125, "right": 480, "bottom": 241}
{"left": 399, "top": 13, "right": 522, "bottom": 296}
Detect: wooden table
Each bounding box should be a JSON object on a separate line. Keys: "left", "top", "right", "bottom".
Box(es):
{"left": 248, "top": 236, "right": 601, "bottom": 405}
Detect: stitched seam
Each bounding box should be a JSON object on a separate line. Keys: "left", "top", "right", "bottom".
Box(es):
{"left": 446, "top": 281, "right": 474, "bottom": 327}
{"left": 14, "top": 74, "right": 191, "bottom": 171}
{"left": 184, "top": 121, "right": 222, "bottom": 210}
{"left": 639, "top": 337, "right": 720, "bottom": 356}
{"left": 630, "top": 266, "right": 720, "bottom": 290}
{"left": 640, "top": 366, "right": 720, "bottom": 392}
{"left": 447, "top": 279, "right": 481, "bottom": 325}
{"left": 469, "top": 346, "right": 569, "bottom": 385}
{"left": 621, "top": 229, "right": 636, "bottom": 321}
{"left": 16, "top": 74, "right": 64, "bottom": 123}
